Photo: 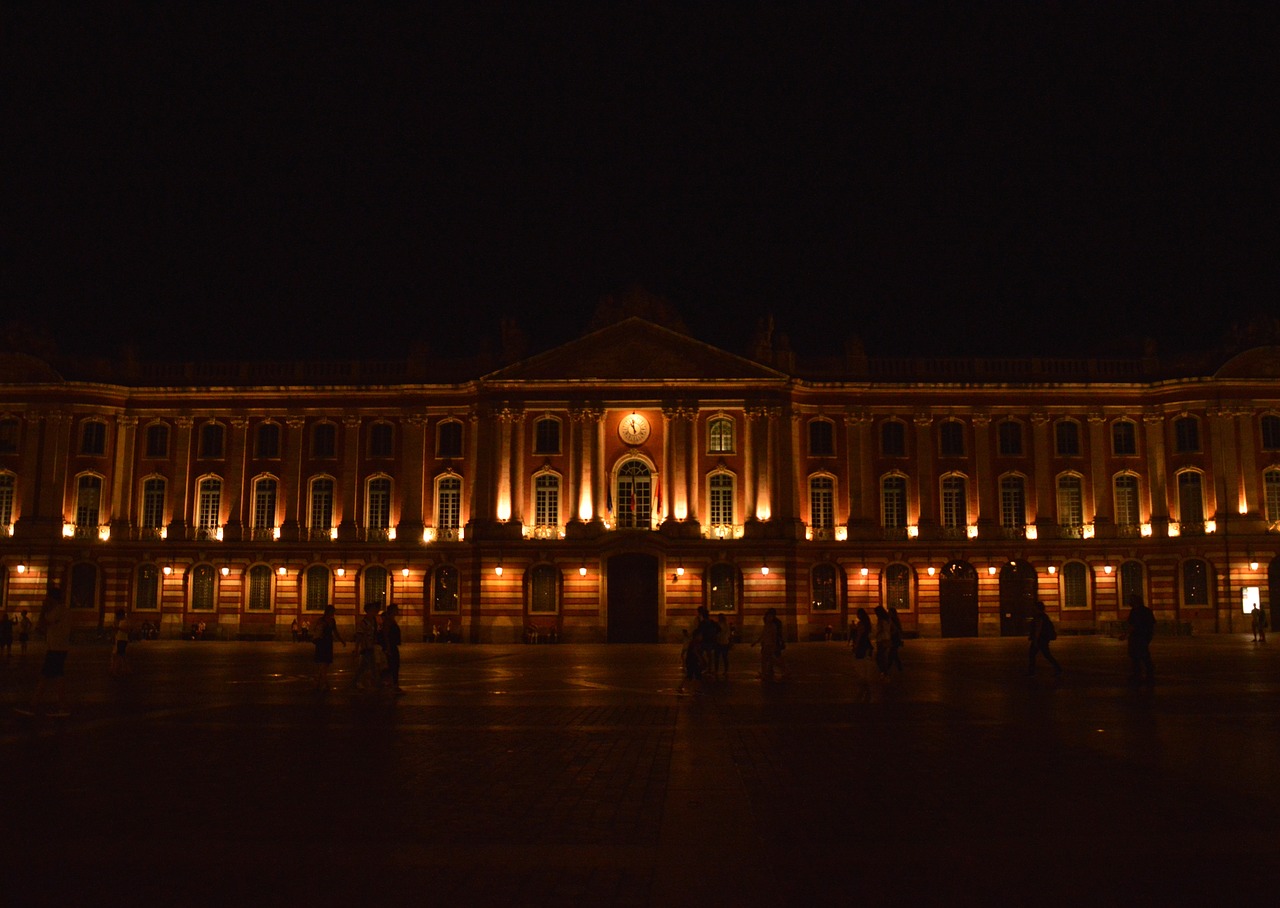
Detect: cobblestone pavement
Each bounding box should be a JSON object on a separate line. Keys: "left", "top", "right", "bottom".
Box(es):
{"left": 1, "top": 635, "right": 1277, "bottom": 907}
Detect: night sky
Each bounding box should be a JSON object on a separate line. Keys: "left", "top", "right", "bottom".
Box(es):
{"left": 5, "top": 4, "right": 1278, "bottom": 364}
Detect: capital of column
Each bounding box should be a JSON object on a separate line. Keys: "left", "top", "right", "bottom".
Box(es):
{"left": 285, "top": 416, "right": 306, "bottom": 430}
{"left": 1030, "top": 411, "right": 1049, "bottom": 426}
{"left": 229, "top": 416, "right": 250, "bottom": 430}
{"left": 116, "top": 415, "right": 139, "bottom": 429}
{"left": 971, "top": 410, "right": 990, "bottom": 428}
{"left": 1142, "top": 409, "right": 1163, "bottom": 426}
{"left": 343, "top": 415, "right": 362, "bottom": 429}
{"left": 1087, "top": 411, "right": 1106, "bottom": 425}
{"left": 176, "top": 416, "right": 195, "bottom": 429}
{"left": 913, "top": 412, "right": 932, "bottom": 428}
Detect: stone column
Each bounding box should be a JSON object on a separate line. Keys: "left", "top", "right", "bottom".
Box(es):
{"left": 1236, "top": 407, "right": 1262, "bottom": 520}
{"left": 1088, "top": 412, "right": 1111, "bottom": 534}
{"left": 398, "top": 414, "right": 426, "bottom": 539}
{"left": 913, "top": 412, "right": 936, "bottom": 534}
{"left": 1143, "top": 410, "right": 1169, "bottom": 534}
{"left": 279, "top": 417, "right": 306, "bottom": 541}
{"left": 662, "top": 405, "right": 683, "bottom": 521}
{"left": 844, "top": 408, "right": 874, "bottom": 532}
{"left": 684, "top": 405, "right": 699, "bottom": 524}
{"left": 168, "top": 417, "right": 194, "bottom": 539}
{"left": 590, "top": 408, "right": 605, "bottom": 523}
{"left": 1029, "top": 412, "right": 1053, "bottom": 535}
{"left": 14, "top": 412, "right": 50, "bottom": 536}
{"left": 494, "top": 405, "right": 516, "bottom": 523}
{"left": 972, "top": 411, "right": 995, "bottom": 537}
{"left": 466, "top": 406, "right": 487, "bottom": 525}
{"left": 222, "top": 416, "right": 249, "bottom": 541}
{"left": 110, "top": 416, "right": 138, "bottom": 532}
{"left": 510, "top": 409, "right": 526, "bottom": 526}
{"left": 743, "top": 406, "right": 760, "bottom": 522}
{"left": 1207, "top": 405, "right": 1238, "bottom": 523}
{"left": 335, "top": 415, "right": 362, "bottom": 540}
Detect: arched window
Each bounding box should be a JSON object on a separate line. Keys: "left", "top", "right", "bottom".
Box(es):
{"left": 708, "top": 416, "right": 735, "bottom": 454}
{"left": 304, "top": 565, "right": 330, "bottom": 612}
{"left": 709, "top": 472, "right": 735, "bottom": 529}
{"left": 707, "top": 563, "right": 737, "bottom": 612}
{"left": 616, "top": 460, "right": 652, "bottom": 529}
{"left": 135, "top": 564, "right": 159, "bottom": 611}
{"left": 0, "top": 472, "right": 14, "bottom": 529}
{"left": 534, "top": 417, "right": 561, "bottom": 455}
{"left": 255, "top": 422, "right": 281, "bottom": 459}
{"left": 1061, "top": 562, "right": 1089, "bottom": 609}
{"left": 939, "top": 420, "right": 965, "bottom": 458}
{"left": 1120, "top": 560, "right": 1144, "bottom": 605}
{"left": 941, "top": 475, "right": 967, "bottom": 530}
{"left": 811, "top": 563, "right": 838, "bottom": 612}
{"left": 247, "top": 564, "right": 273, "bottom": 611}
{"left": 309, "top": 477, "right": 334, "bottom": 538}
{"left": 436, "top": 475, "right": 462, "bottom": 538}
{"left": 534, "top": 473, "right": 560, "bottom": 531}
{"left": 809, "top": 475, "right": 834, "bottom": 533}
{"left": 1000, "top": 475, "right": 1026, "bottom": 530}
{"left": 195, "top": 477, "right": 221, "bottom": 539}
{"left": 366, "top": 476, "right": 392, "bottom": 532}
{"left": 312, "top": 422, "right": 337, "bottom": 459}
{"left": 432, "top": 565, "right": 459, "bottom": 613}
{"left": 1262, "top": 414, "right": 1280, "bottom": 451}
{"left": 884, "top": 563, "right": 912, "bottom": 612}
{"left": 368, "top": 422, "right": 394, "bottom": 459}
{"left": 436, "top": 420, "right": 463, "bottom": 458}
{"left": 75, "top": 474, "right": 102, "bottom": 531}
{"left": 1174, "top": 416, "right": 1200, "bottom": 453}
{"left": 1114, "top": 474, "right": 1140, "bottom": 531}
{"left": 252, "top": 477, "right": 278, "bottom": 539}
{"left": 1112, "top": 419, "right": 1138, "bottom": 456}
{"left": 997, "top": 420, "right": 1023, "bottom": 456}
{"left": 881, "top": 475, "right": 907, "bottom": 529}
{"left": 1182, "top": 558, "right": 1210, "bottom": 606}
{"left": 880, "top": 420, "right": 906, "bottom": 456}
{"left": 1177, "top": 471, "right": 1205, "bottom": 533}
{"left": 190, "top": 564, "right": 216, "bottom": 612}
{"left": 1055, "top": 420, "right": 1081, "bottom": 457}
{"left": 363, "top": 566, "right": 388, "bottom": 608}
{"left": 140, "top": 477, "right": 166, "bottom": 532}
{"left": 808, "top": 419, "right": 835, "bottom": 456}
{"left": 528, "top": 564, "right": 559, "bottom": 613}
{"left": 1057, "top": 475, "right": 1084, "bottom": 533}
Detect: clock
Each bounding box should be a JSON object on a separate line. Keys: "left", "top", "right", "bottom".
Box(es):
{"left": 618, "top": 413, "right": 650, "bottom": 445}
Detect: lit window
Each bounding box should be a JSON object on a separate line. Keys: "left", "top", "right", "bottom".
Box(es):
{"left": 367, "top": 477, "right": 392, "bottom": 529}
{"left": 1000, "top": 475, "right": 1026, "bottom": 529}
{"left": 1057, "top": 475, "right": 1083, "bottom": 529}
{"left": 708, "top": 417, "right": 735, "bottom": 454}
{"left": 1114, "top": 474, "right": 1140, "bottom": 529}
{"left": 76, "top": 474, "right": 102, "bottom": 527}
{"left": 1177, "top": 472, "right": 1204, "bottom": 530}
{"left": 616, "top": 460, "right": 653, "bottom": 529}
{"left": 252, "top": 478, "right": 277, "bottom": 533}
{"left": 941, "top": 475, "right": 967, "bottom": 528}
{"left": 140, "top": 477, "right": 166, "bottom": 530}
{"left": 881, "top": 475, "right": 907, "bottom": 528}
{"left": 809, "top": 476, "right": 834, "bottom": 529}
{"left": 196, "top": 477, "right": 221, "bottom": 534}
{"left": 709, "top": 472, "right": 735, "bottom": 526}
{"left": 1266, "top": 470, "right": 1280, "bottom": 522}
{"left": 0, "top": 472, "right": 15, "bottom": 527}
{"left": 309, "top": 477, "right": 334, "bottom": 532}
{"left": 811, "top": 563, "right": 837, "bottom": 611}
{"left": 708, "top": 563, "right": 737, "bottom": 612}
{"left": 436, "top": 476, "right": 461, "bottom": 530}
{"left": 535, "top": 473, "right": 560, "bottom": 527}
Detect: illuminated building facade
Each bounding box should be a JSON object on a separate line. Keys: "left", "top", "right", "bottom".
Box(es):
{"left": 2, "top": 318, "right": 1278, "bottom": 641}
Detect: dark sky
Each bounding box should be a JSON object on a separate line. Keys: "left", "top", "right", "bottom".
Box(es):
{"left": 5, "top": 4, "right": 1278, "bottom": 364}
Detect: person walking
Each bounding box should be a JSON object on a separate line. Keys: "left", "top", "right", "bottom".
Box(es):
{"left": 678, "top": 606, "right": 714, "bottom": 695}
{"left": 1124, "top": 593, "right": 1156, "bottom": 684}
{"left": 16, "top": 587, "right": 72, "bottom": 717}
{"left": 887, "top": 606, "right": 905, "bottom": 672}
{"left": 109, "top": 608, "right": 132, "bottom": 677}
{"left": 873, "top": 606, "right": 893, "bottom": 678}
{"left": 352, "top": 602, "right": 380, "bottom": 690}
{"left": 850, "top": 608, "right": 876, "bottom": 702}
{"left": 381, "top": 604, "right": 403, "bottom": 694}
{"left": 713, "top": 613, "right": 731, "bottom": 679}
{"left": 18, "top": 609, "right": 32, "bottom": 656}
{"left": 751, "top": 607, "right": 783, "bottom": 683}
{"left": 0, "top": 605, "right": 12, "bottom": 660}
{"left": 310, "top": 605, "right": 345, "bottom": 691}
{"left": 1252, "top": 604, "right": 1267, "bottom": 643}
{"left": 1027, "top": 601, "right": 1062, "bottom": 677}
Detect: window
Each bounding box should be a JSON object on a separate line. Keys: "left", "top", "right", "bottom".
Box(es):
{"left": 437, "top": 476, "right": 461, "bottom": 533}
{"left": 135, "top": 564, "right": 159, "bottom": 611}
{"left": 1182, "top": 558, "right": 1209, "bottom": 606}
{"left": 1174, "top": 416, "right": 1200, "bottom": 453}
{"left": 708, "top": 416, "right": 734, "bottom": 454}
{"left": 1120, "top": 560, "right": 1144, "bottom": 606}
{"left": 809, "top": 419, "right": 835, "bottom": 456}
{"left": 1057, "top": 475, "right": 1083, "bottom": 530}
{"left": 256, "top": 422, "right": 281, "bottom": 459}
{"left": 1061, "top": 562, "right": 1088, "bottom": 609}
{"left": 80, "top": 420, "right": 107, "bottom": 456}
{"left": 247, "top": 564, "right": 273, "bottom": 611}
{"left": 252, "top": 478, "right": 277, "bottom": 534}
{"left": 1260, "top": 414, "right": 1280, "bottom": 450}
{"left": 811, "top": 563, "right": 838, "bottom": 611}
{"left": 0, "top": 472, "right": 14, "bottom": 527}
{"left": 437, "top": 420, "right": 463, "bottom": 458}
{"left": 312, "top": 422, "right": 337, "bottom": 459}
{"left": 1000, "top": 475, "right": 1026, "bottom": 529}
{"left": 1177, "top": 471, "right": 1204, "bottom": 530}
{"left": 941, "top": 475, "right": 967, "bottom": 529}
{"left": 368, "top": 422, "right": 394, "bottom": 459}
{"left": 1112, "top": 420, "right": 1137, "bottom": 456}
{"left": 199, "top": 423, "right": 224, "bottom": 459}
{"left": 884, "top": 564, "right": 911, "bottom": 612}
{"left": 190, "top": 564, "right": 215, "bottom": 611}
{"left": 616, "top": 459, "right": 652, "bottom": 529}
{"left": 809, "top": 475, "right": 834, "bottom": 530}
{"left": 364, "top": 566, "right": 388, "bottom": 608}
{"left": 1267, "top": 469, "right": 1280, "bottom": 523}
{"left": 534, "top": 473, "right": 559, "bottom": 528}
{"left": 529, "top": 564, "right": 558, "bottom": 613}
{"left": 304, "top": 565, "right": 329, "bottom": 612}
{"left": 367, "top": 477, "right": 392, "bottom": 530}
{"left": 433, "top": 565, "right": 459, "bottom": 612}
{"left": 707, "top": 563, "right": 737, "bottom": 612}
{"left": 76, "top": 474, "right": 102, "bottom": 527}
{"left": 145, "top": 423, "right": 169, "bottom": 458}
{"left": 997, "top": 420, "right": 1023, "bottom": 456}
{"left": 534, "top": 418, "right": 561, "bottom": 455}
{"left": 939, "top": 421, "right": 965, "bottom": 457}
{"left": 880, "top": 420, "right": 906, "bottom": 457}
{"left": 709, "top": 472, "right": 735, "bottom": 527}
{"left": 1114, "top": 474, "right": 1140, "bottom": 529}
{"left": 1055, "top": 420, "right": 1081, "bottom": 456}
{"left": 881, "top": 475, "right": 907, "bottom": 528}
{"left": 309, "top": 477, "right": 334, "bottom": 533}
{"left": 196, "top": 478, "right": 221, "bottom": 537}
{"left": 0, "top": 418, "right": 18, "bottom": 455}
{"left": 140, "top": 477, "right": 166, "bottom": 530}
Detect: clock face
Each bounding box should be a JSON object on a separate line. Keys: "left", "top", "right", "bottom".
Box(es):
{"left": 619, "top": 413, "right": 650, "bottom": 445}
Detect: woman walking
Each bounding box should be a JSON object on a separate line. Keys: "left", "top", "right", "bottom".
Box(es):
{"left": 311, "top": 605, "right": 345, "bottom": 691}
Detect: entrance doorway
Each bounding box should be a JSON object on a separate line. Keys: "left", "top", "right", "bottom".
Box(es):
{"left": 999, "top": 560, "right": 1038, "bottom": 636}
{"left": 606, "top": 552, "right": 659, "bottom": 642}
{"left": 939, "top": 560, "right": 978, "bottom": 637}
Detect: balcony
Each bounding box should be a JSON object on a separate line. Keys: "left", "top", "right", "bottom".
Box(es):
{"left": 706, "top": 523, "right": 744, "bottom": 540}
{"left": 193, "top": 527, "right": 222, "bottom": 542}
{"left": 1059, "top": 525, "right": 1085, "bottom": 539}
{"left": 529, "top": 524, "right": 560, "bottom": 540}
{"left": 433, "top": 526, "right": 462, "bottom": 542}
{"left": 137, "top": 527, "right": 165, "bottom": 541}
{"left": 307, "top": 528, "right": 334, "bottom": 542}
{"left": 1000, "top": 526, "right": 1026, "bottom": 540}
{"left": 940, "top": 526, "right": 967, "bottom": 540}
{"left": 882, "top": 526, "right": 909, "bottom": 541}
{"left": 1180, "top": 520, "right": 1206, "bottom": 537}
{"left": 808, "top": 526, "right": 837, "bottom": 542}
{"left": 249, "top": 527, "right": 277, "bottom": 542}
{"left": 362, "top": 527, "right": 393, "bottom": 543}
{"left": 1117, "top": 523, "right": 1142, "bottom": 538}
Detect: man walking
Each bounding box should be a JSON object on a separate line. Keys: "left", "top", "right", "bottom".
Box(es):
{"left": 16, "top": 586, "right": 72, "bottom": 717}
{"left": 1125, "top": 593, "right": 1156, "bottom": 684}
{"left": 1027, "top": 601, "right": 1061, "bottom": 677}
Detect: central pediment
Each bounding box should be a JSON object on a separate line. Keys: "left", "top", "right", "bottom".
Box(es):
{"left": 483, "top": 318, "right": 788, "bottom": 382}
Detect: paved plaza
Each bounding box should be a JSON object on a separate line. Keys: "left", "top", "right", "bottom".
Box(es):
{"left": 2, "top": 633, "right": 1277, "bottom": 907}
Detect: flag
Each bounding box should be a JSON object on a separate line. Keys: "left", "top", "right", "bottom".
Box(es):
{"left": 606, "top": 484, "right": 612, "bottom": 514}
{"left": 654, "top": 477, "right": 662, "bottom": 517}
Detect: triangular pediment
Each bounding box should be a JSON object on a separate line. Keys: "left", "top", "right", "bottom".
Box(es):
{"left": 483, "top": 318, "right": 788, "bottom": 382}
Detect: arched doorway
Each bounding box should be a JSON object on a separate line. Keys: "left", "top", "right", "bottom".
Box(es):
{"left": 606, "top": 552, "right": 659, "bottom": 642}
{"left": 939, "top": 560, "right": 978, "bottom": 637}
{"left": 999, "top": 560, "right": 1038, "bottom": 636}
